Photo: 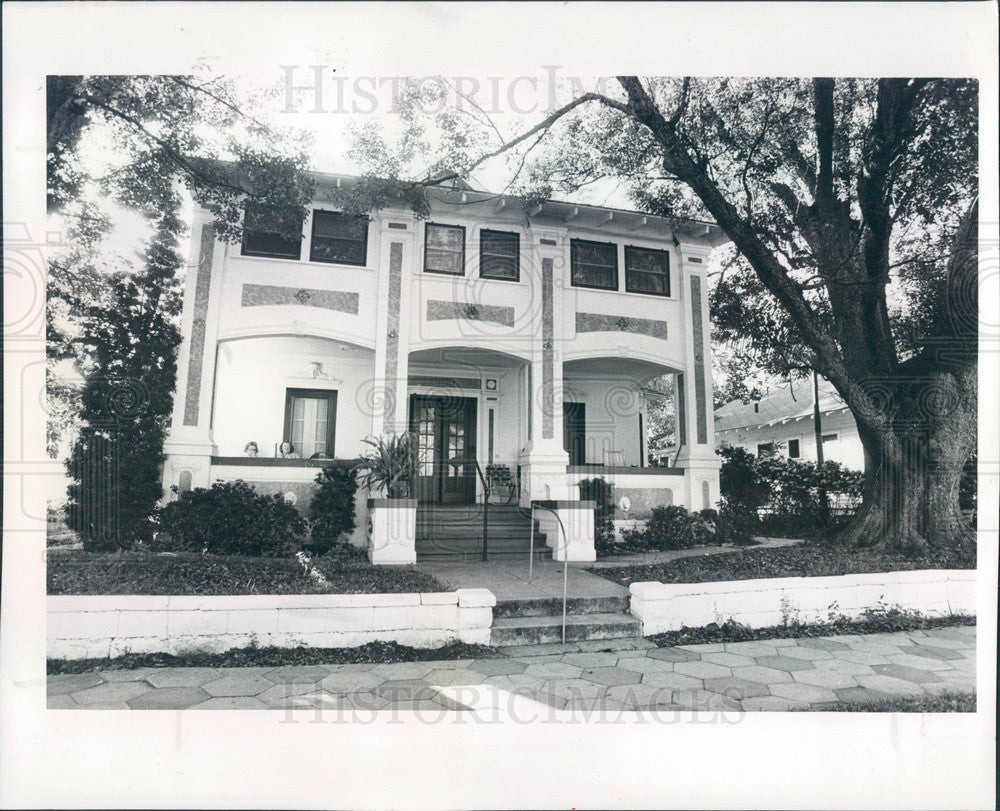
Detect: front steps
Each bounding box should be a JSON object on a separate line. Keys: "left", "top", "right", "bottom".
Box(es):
{"left": 490, "top": 595, "right": 642, "bottom": 646}
{"left": 416, "top": 504, "right": 549, "bottom": 559}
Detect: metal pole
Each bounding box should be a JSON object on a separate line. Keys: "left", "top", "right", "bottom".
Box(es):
{"left": 528, "top": 505, "right": 535, "bottom": 584}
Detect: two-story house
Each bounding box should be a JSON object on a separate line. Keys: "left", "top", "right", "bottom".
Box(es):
{"left": 162, "top": 172, "right": 725, "bottom": 558}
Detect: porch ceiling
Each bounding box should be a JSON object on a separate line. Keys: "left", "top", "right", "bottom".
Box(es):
{"left": 408, "top": 346, "right": 527, "bottom": 368}
{"left": 563, "top": 356, "right": 678, "bottom": 385}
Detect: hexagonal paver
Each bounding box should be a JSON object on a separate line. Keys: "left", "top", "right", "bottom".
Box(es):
{"left": 501, "top": 643, "right": 579, "bottom": 658}
{"left": 833, "top": 687, "right": 897, "bottom": 706}
{"left": 703, "top": 677, "right": 769, "bottom": 700}
{"left": 740, "top": 696, "right": 810, "bottom": 711}
{"left": 779, "top": 646, "right": 835, "bottom": 661}
{"left": 373, "top": 662, "right": 436, "bottom": 681}
{"left": 319, "top": 671, "right": 386, "bottom": 694}
{"left": 383, "top": 700, "right": 451, "bottom": 713}
{"left": 468, "top": 658, "right": 528, "bottom": 676}
{"left": 843, "top": 640, "right": 905, "bottom": 656}
{"left": 560, "top": 652, "right": 621, "bottom": 668}
{"left": 424, "top": 668, "right": 484, "bottom": 687}
{"left": 323, "top": 662, "right": 379, "bottom": 673}
{"left": 670, "top": 689, "right": 741, "bottom": 711}
{"left": 643, "top": 646, "right": 700, "bottom": 663}
{"left": 615, "top": 657, "right": 676, "bottom": 674}
{"left": 911, "top": 634, "right": 972, "bottom": 650}
{"left": 701, "top": 652, "right": 757, "bottom": 668}
{"left": 641, "top": 671, "right": 704, "bottom": 691}
{"left": 755, "top": 655, "right": 816, "bottom": 672}
{"left": 673, "top": 660, "right": 732, "bottom": 680}
{"left": 542, "top": 678, "right": 608, "bottom": 702}
{"left": 71, "top": 681, "right": 153, "bottom": 706}
{"left": 896, "top": 645, "right": 965, "bottom": 661}
{"left": 605, "top": 683, "right": 677, "bottom": 709}
{"left": 887, "top": 653, "right": 954, "bottom": 672}
{"left": 413, "top": 659, "right": 472, "bottom": 670}
{"left": 835, "top": 649, "right": 894, "bottom": 666}
{"left": 769, "top": 682, "right": 839, "bottom": 705}
{"left": 127, "top": 687, "right": 211, "bottom": 710}
{"left": 523, "top": 661, "right": 584, "bottom": 680}
{"left": 191, "top": 696, "right": 268, "bottom": 710}
{"left": 99, "top": 669, "right": 158, "bottom": 683}
{"left": 870, "top": 664, "right": 938, "bottom": 684}
{"left": 481, "top": 673, "right": 547, "bottom": 691}
{"left": 374, "top": 679, "right": 439, "bottom": 701}
{"left": 203, "top": 674, "right": 274, "bottom": 697}
{"left": 811, "top": 659, "right": 876, "bottom": 676}
{"left": 791, "top": 669, "right": 859, "bottom": 690}
{"left": 48, "top": 694, "right": 80, "bottom": 709}
{"left": 723, "top": 642, "right": 781, "bottom": 658}
{"left": 730, "top": 665, "right": 793, "bottom": 685}
{"left": 47, "top": 674, "right": 104, "bottom": 696}
{"left": 145, "top": 668, "right": 221, "bottom": 689}
{"left": 855, "top": 674, "right": 924, "bottom": 696}
{"left": 264, "top": 665, "right": 330, "bottom": 685}
{"left": 675, "top": 642, "right": 726, "bottom": 653}
{"left": 580, "top": 666, "right": 642, "bottom": 687}
{"left": 796, "top": 637, "right": 850, "bottom": 651}
{"left": 259, "top": 682, "right": 324, "bottom": 708}
{"left": 576, "top": 637, "right": 655, "bottom": 652}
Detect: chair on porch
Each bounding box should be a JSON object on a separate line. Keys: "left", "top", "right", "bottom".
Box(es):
{"left": 486, "top": 464, "right": 517, "bottom": 504}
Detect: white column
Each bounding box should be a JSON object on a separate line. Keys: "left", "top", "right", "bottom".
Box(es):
{"left": 674, "top": 245, "right": 721, "bottom": 510}
{"left": 162, "top": 210, "right": 224, "bottom": 495}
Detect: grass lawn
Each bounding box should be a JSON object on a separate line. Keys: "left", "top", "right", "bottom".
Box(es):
{"left": 47, "top": 549, "right": 447, "bottom": 596}
{"left": 807, "top": 691, "right": 975, "bottom": 712}
{"left": 593, "top": 540, "right": 976, "bottom": 588}
{"left": 48, "top": 640, "right": 502, "bottom": 674}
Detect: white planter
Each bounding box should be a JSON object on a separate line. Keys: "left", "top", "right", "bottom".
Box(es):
{"left": 367, "top": 498, "right": 417, "bottom": 565}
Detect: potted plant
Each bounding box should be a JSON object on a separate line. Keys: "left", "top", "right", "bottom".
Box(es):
{"left": 359, "top": 433, "right": 418, "bottom": 564}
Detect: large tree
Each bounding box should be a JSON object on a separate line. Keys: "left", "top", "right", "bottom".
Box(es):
{"left": 351, "top": 76, "right": 978, "bottom": 551}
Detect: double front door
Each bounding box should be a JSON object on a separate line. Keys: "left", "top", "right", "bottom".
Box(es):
{"left": 410, "top": 395, "right": 478, "bottom": 503}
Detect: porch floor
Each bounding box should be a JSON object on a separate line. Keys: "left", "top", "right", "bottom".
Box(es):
{"left": 415, "top": 558, "right": 627, "bottom": 602}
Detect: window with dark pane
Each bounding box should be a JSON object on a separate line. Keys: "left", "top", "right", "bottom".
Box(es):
{"left": 570, "top": 238, "right": 618, "bottom": 290}
{"left": 625, "top": 245, "right": 671, "bottom": 296}
{"left": 241, "top": 203, "right": 303, "bottom": 260}
{"left": 424, "top": 223, "right": 466, "bottom": 275}
{"left": 479, "top": 229, "right": 519, "bottom": 281}
{"left": 310, "top": 210, "right": 369, "bottom": 266}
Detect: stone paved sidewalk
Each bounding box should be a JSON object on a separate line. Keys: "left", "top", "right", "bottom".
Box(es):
{"left": 47, "top": 625, "right": 975, "bottom": 712}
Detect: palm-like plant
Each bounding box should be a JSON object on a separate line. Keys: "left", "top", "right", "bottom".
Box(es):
{"left": 359, "top": 433, "right": 416, "bottom": 499}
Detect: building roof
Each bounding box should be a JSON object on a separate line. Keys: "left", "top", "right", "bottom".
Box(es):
{"left": 307, "top": 170, "right": 729, "bottom": 247}
{"left": 714, "top": 377, "right": 849, "bottom": 433}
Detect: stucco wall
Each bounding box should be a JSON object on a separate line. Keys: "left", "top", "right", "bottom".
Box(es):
{"left": 630, "top": 569, "right": 976, "bottom": 635}
{"left": 48, "top": 589, "right": 497, "bottom": 659}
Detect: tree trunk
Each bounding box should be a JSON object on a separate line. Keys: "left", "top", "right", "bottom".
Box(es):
{"left": 838, "top": 365, "right": 976, "bottom": 550}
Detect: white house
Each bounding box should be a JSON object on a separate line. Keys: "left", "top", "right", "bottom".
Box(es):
{"left": 714, "top": 377, "right": 864, "bottom": 471}
{"left": 162, "top": 172, "right": 726, "bottom": 559}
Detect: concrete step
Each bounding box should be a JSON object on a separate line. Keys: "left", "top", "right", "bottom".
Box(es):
{"left": 493, "top": 596, "right": 630, "bottom": 618}
{"left": 490, "top": 613, "right": 642, "bottom": 646}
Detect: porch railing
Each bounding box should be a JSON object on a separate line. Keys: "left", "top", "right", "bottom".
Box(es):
{"left": 471, "top": 459, "right": 490, "bottom": 562}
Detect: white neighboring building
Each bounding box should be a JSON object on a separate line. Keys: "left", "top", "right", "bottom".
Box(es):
{"left": 161, "top": 171, "right": 728, "bottom": 555}
{"left": 714, "top": 377, "right": 864, "bottom": 471}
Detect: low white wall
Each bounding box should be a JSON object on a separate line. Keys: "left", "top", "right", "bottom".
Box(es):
{"left": 48, "top": 588, "right": 496, "bottom": 660}
{"left": 629, "top": 569, "right": 976, "bottom": 635}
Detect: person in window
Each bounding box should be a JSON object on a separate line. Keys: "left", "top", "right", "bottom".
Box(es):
{"left": 244, "top": 441, "right": 259, "bottom": 457}
{"left": 279, "top": 441, "right": 301, "bottom": 459}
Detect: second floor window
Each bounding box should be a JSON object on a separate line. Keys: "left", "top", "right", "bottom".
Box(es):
{"left": 571, "top": 239, "right": 618, "bottom": 290}
{"left": 310, "top": 210, "right": 369, "bottom": 266}
{"left": 479, "top": 229, "right": 520, "bottom": 281}
{"left": 241, "top": 203, "right": 303, "bottom": 260}
{"left": 424, "top": 223, "right": 466, "bottom": 275}
{"left": 625, "top": 245, "right": 671, "bottom": 296}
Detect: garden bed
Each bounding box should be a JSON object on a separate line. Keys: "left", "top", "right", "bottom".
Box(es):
{"left": 647, "top": 611, "right": 975, "bottom": 647}
{"left": 47, "top": 550, "right": 446, "bottom": 595}
{"left": 47, "top": 640, "right": 502, "bottom": 674}
{"left": 592, "top": 540, "right": 976, "bottom": 588}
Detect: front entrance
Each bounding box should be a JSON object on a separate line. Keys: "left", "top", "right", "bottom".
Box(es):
{"left": 410, "top": 394, "right": 478, "bottom": 503}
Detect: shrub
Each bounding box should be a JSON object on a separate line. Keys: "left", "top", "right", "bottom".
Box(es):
{"left": 157, "top": 480, "right": 307, "bottom": 556}
{"left": 579, "top": 478, "right": 616, "bottom": 555}
{"left": 713, "top": 500, "right": 757, "bottom": 546}
{"left": 628, "top": 505, "right": 698, "bottom": 550}
{"left": 359, "top": 433, "right": 416, "bottom": 498}
{"left": 308, "top": 465, "right": 359, "bottom": 554}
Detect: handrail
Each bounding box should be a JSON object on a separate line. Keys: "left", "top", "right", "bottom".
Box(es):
{"left": 529, "top": 502, "right": 571, "bottom": 645}
{"left": 471, "top": 459, "right": 490, "bottom": 562}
